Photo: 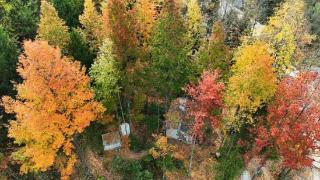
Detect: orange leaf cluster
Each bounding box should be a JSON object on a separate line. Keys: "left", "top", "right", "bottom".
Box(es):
{"left": 1, "top": 40, "right": 105, "bottom": 179}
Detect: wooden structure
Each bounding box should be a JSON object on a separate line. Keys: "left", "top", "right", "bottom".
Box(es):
{"left": 102, "top": 123, "right": 132, "bottom": 151}
{"left": 102, "top": 131, "right": 121, "bottom": 151}
{"left": 120, "top": 123, "right": 130, "bottom": 136}
{"left": 164, "top": 98, "right": 193, "bottom": 144}
{"left": 164, "top": 121, "right": 193, "bottom": 144}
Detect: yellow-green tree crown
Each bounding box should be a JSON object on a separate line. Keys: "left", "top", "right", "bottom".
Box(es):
{"left": 225, "top": 42, "right": 277, "bottom": 126}
{"left": 79, "top": 0, "right": 107, "bottom": 52}
{"left": 37, "top": 0, "right": 70, "bottom": 50}
{"left": 261, "top": 0, "right": 315, "bottom": 77}
{"left": 186, "top": 0, "right": 206, "bottom": 54}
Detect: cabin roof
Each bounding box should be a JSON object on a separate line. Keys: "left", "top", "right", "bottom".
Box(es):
{"left": 102, "top": 132, "right": 121, "bottom": 145}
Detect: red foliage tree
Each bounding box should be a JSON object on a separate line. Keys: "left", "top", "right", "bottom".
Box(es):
{"left": 253, "top": 72, "right": 320, "bottom": 169}
{"left": 184, "top": 70, "right": 225, "bottom": 141}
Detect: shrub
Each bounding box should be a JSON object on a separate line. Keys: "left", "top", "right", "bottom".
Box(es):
{"left": 214, "top": 137, "right": 244, "bottom": 180}
{"left": 112, "top": 156, "right": 153, "bottom": 180}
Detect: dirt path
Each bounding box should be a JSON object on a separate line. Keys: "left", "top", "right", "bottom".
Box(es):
{"left": 120, "top": 150, "right": 149, "bottom": 160}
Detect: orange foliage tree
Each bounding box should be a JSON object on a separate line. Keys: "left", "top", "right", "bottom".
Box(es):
{"left": 1, "top": 40, "right": 105, "bottom": 179}
{"left": 107, "top": 0, "right": 139, "bottom": 64}
{"left": 134, "top": 0, "right": 157, "bottom": 46}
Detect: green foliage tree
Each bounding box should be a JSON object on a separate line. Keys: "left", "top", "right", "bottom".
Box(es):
{"left": 305, "top": 0, "right": 320, "bottom": 37}
{"left": 0, "top": 26, "right": 18, "bottom": 146}
{"left": 112, "top": 156, "right": 154, "bottom": 180}
{"left": 107, "top": 0, "right": 149, "bottom": 124}
{"left": 89, "top": 38, "right": 121, "bottom": 112}
{"left": 0, "top": 26, "right": 18, "bottom": 96}
{"left": 37, "top": 0, "right": 70, "bottom": 50}
{"left": 197, "top": 21, "right": 232, "bottom": 81}
{"left": 0, "top": 0, "right": 40, "bottom": 41}
{"left": 52, "top": 0, "right": 84, "bottom": 28}
{"left": 150, "top": 0, "right": 192, "bottom": 102}
{"left": 215, "top": 138, "right": 244, "bottom": 180}
{"left": 0, "top": 0, "right": 12, "bottom": 19}
{"left": 225, "top": 42, "right": 277, "bottom": 127}
{"left": 68, "top": 28, "right": 95, "bottom": 68}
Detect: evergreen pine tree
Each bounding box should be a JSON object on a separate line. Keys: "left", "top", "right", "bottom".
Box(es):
{"left": 52, "top": 0, "right": 84, "bottom": 28}
{"left": 0, "top": 26, "right": 18, "bottom": 96}
{"left": 197, "top": 21, "right": 231, "bottom": 81}
{"left": 150, "top": 0, "right": 193, "bottom": 101}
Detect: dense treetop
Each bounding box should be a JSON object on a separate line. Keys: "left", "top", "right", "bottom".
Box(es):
{"left": 0, "top": 0, "right": 319, "bottom": 179}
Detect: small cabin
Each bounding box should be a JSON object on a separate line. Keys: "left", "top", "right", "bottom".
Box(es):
{"left": 164, "top": 98, "right": 193, "bottom": 144}
{"left": 102, "top": 131, "right": 121, "bottom": 151}
{"left": 102, "top": 123, "right": 131, "bottom": 151}
{"left": 165, "top": 121, "right": 193, "bottom": 144}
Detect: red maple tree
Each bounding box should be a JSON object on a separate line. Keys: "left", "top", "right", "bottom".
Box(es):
{"left": 184, "top": 70, "right": 225, "bottom": 141}
{"left": 253, "top": 72, "right": 320, "bottom": 169}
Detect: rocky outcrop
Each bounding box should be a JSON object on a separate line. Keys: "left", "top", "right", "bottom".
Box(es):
{"left": 285, "top": 167, "right": 320, "bottom": 180}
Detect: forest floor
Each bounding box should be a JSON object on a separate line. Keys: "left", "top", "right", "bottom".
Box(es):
{"left": 120, "top": 150, "right": 148, "bottom": 160}
{"left": 166, "top": 141, "right": 217, "bottom": 180}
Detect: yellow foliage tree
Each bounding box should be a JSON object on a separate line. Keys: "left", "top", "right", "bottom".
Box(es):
{"left": 79, "top": 0, "right": 107, "bottom": 51}
{"left": 134, "top": 0, "right": 157, "bottom": 45}
{"left": 225, "top": 42, "right": 277, "bottom": 126}
{"left": 186, "top": 0, "right": 206, "bottom": 54}
{"left": 37, "top": 0, "right": 70, "bottom": 50}
{"left": 1, "top": 40, "right": 105, "bottom": 179}
{"left": 261, "top": 0, "right": 315, "bottom": 77}
{"left": 149, "top": 135, "right": 175, "bottom": 159}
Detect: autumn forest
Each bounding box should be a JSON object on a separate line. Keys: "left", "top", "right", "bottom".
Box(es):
{"left": 0, "top": 0, "right": 320, "bottom": 179}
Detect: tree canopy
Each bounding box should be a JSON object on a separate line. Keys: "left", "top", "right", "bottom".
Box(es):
{"left": 225, "top": 42, "right": 277, "bottom": 126}
{"left": 0, "top": 26, "right": 18, "bottom": 96}
{"left": 197, "top": 21, "right": 232, "bottom": 81}
{"left": 149, "top": 0, "right": 192, "bottom": 100}
{"left": 37, "top": 0, "right": 70, "bottom": 50}
{"left": 261, "top": 0, "right": 315, "bottom": 77}
{"left": 184, "top": 70, "right": 224, "bottom": 141}
{"left": 252, "top": 72, "right": 320, "bottom": 169}
{"left": 90, "top": 38, "right": 121, "bottom": 112}
{"left": 2, "top": 40, "right": 104, "bottom": 179}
